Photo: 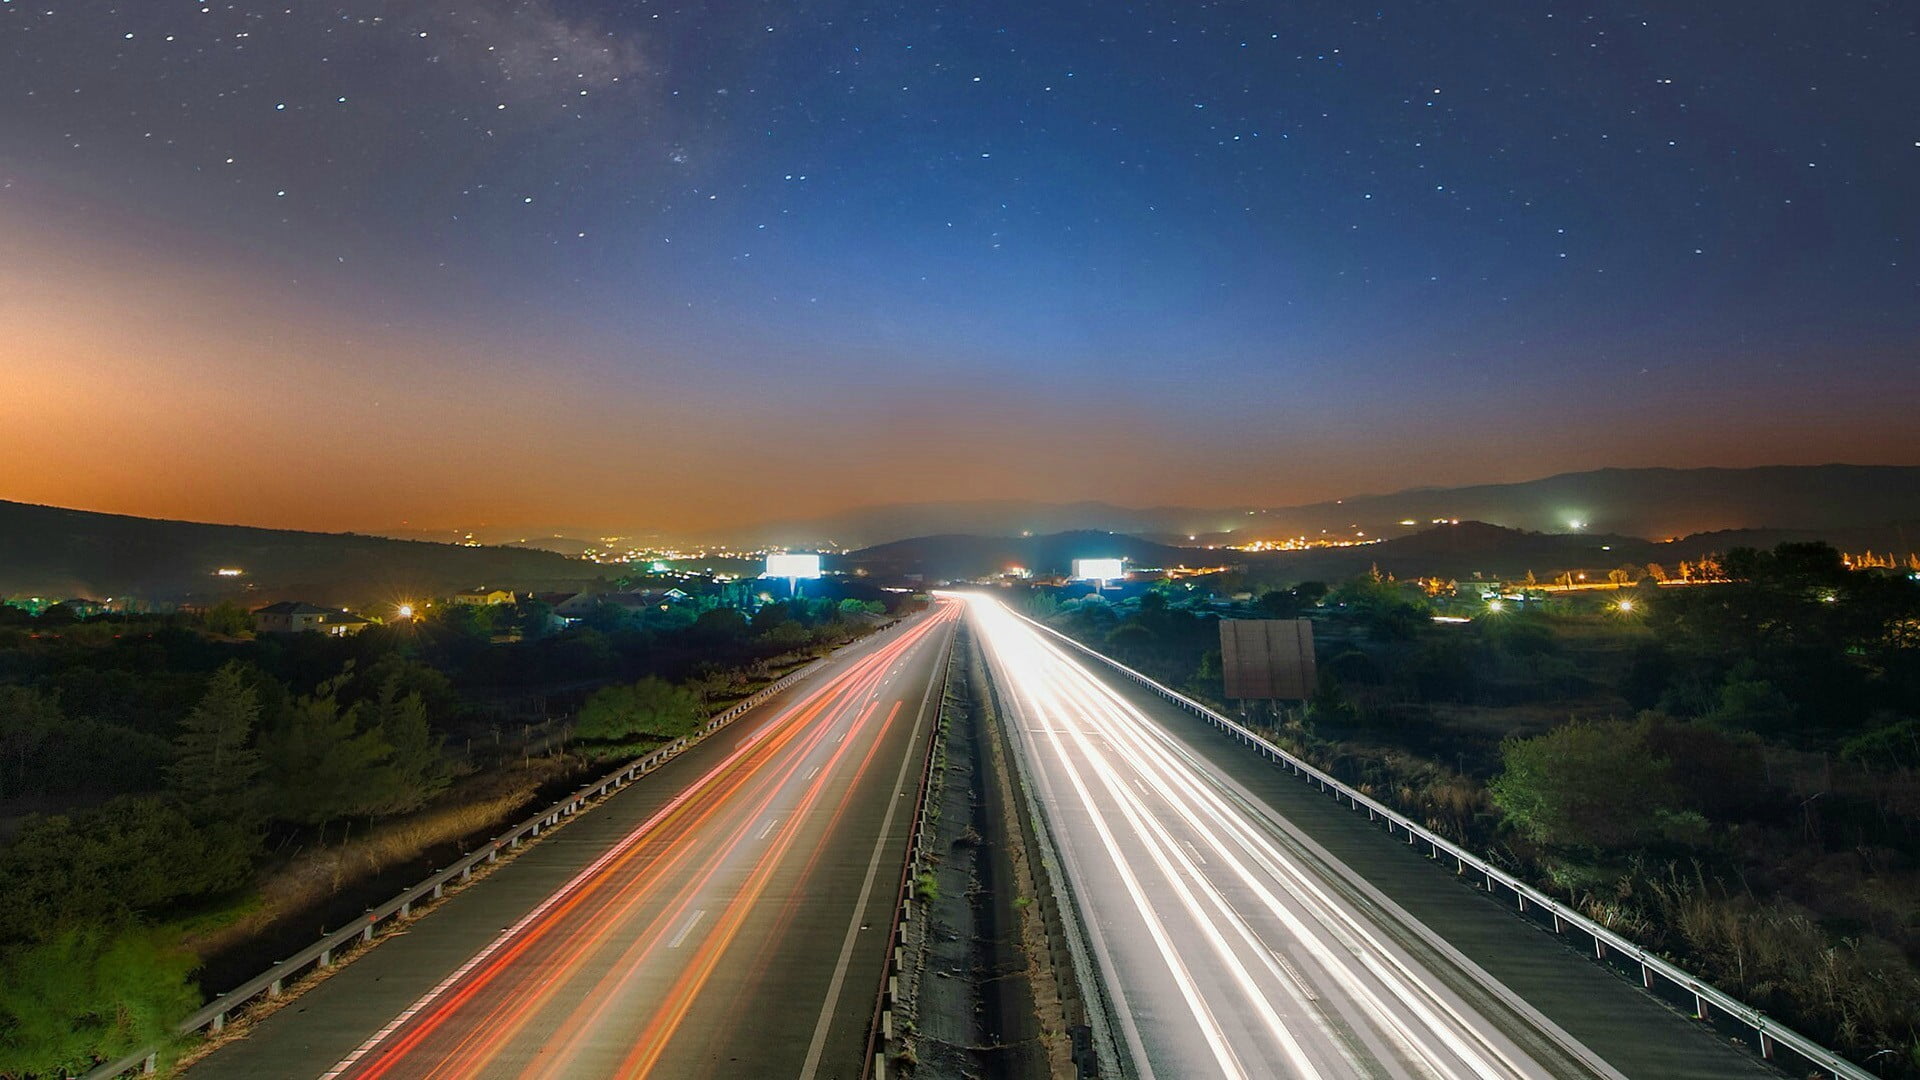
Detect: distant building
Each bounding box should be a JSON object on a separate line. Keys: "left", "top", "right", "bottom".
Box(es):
{"left": 253, "top": 601, "right": 371, "bottom": 636}
{"left": 450, "top": 587, "right": 518, "bottom": 606}
{"left": 547, "top": 589, "right": 692, "bottom": 622}
{"left": 600, "top": 589, "right": 690, "bottom": 612}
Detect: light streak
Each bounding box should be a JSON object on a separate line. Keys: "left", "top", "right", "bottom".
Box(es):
{"left": 960, "top": 594, "right": 1559, "bottom": 1080}
{"left": 324, "top": 603, "right": 959, "bottom": 1080}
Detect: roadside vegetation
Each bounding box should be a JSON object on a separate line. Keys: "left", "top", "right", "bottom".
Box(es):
{"left": 1024, "top": 541, "right": 1920, "bottom": 1075}
{"left": 0, "top": 589, "right": 907, "bottom": 1077}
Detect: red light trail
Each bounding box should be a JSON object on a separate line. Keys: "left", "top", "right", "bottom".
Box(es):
{"left": 318, "top": 600, "right": 959, "bottom": 1080}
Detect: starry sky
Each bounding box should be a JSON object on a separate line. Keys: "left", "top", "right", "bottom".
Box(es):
{"left": 3, "top": 1, "right": 1917, "bottom": 536}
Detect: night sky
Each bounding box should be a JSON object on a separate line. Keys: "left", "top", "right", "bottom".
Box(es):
{"left": 4, "top": 2, "right": 1916, "bottom": 535}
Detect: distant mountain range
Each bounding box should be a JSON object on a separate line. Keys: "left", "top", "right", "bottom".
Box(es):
{"left": 839, "top": 519, "right": 1920, "bottom": 583}
{"left": 4, "top": 464, "right": 1914, "bottom": 600}
{"left": 0, "top": 500, "right": 603, "bottom": 606}
{"left": 742, "top": 465, "right": 1920, "bottom": 548}
{"left": 836, "top": 531, "right": 1201, "bottom": 581}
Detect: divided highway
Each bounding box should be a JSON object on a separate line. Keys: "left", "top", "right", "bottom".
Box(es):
{"left": 187, "top": 599, "right": 960, "bottom": 1080}
{"left": 964, "top": 594, "right": 1619, "bottom": 1080}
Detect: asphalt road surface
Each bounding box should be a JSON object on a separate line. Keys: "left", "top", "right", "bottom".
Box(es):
{"left": 964, "top": 594, "right": 1623, "bottom": 1080}
{"left": 188, "top": 599, "right": 960, "bottom": 1080}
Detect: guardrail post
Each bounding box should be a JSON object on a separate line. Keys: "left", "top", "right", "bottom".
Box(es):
{"left": 143, "top": 1052, "right": 157, "bottom": 1074}
{"left": 319, "top": 947, "right": 332, "bottom": 968}
{"left": 400, "top": 901, "right": 411, "bottom": 919}
{"left": 362, "top": 913, "right": 375, "bottom": 942}
{"left": 269, "top": 975, "right": 283, "bottom": 998}
{"left": 1010, "top": 608, "right": 1883, "bottom": 1080}
{"left": 209, "top": 1010, "right": 225, "bottom": 1034}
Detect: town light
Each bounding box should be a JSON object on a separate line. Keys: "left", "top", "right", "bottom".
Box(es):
{"left": 1615, "top": 598, "right": 1634, "bottom": 613}
{"left": 397, "top": 603, "right": 415, "bottom": 619}
{"left": 1487, "top": 599, "right": 1505, "bottom": 613}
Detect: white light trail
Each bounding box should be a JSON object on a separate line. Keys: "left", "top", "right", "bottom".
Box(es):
{"left": 960, "top": 594, "right": 1566, "bottom": 1080}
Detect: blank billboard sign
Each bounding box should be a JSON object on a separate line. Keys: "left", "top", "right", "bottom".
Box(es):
{"left": 1072, "top": 558, "right": 1125, "bottom": 581}
{"left": 1219, "top": 619, "right": 1317, "bottom": 700}
{"left": 764, "top": 553, "right": 823, "bottom": 579}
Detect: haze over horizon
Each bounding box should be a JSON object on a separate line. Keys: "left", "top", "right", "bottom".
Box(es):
{"left": 5, "top": 1, "right": 1917, "bottom": 534}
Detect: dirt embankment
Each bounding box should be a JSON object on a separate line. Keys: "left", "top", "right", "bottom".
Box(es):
{"left": 182, "top": 753, "right": 583, "bottom": 992}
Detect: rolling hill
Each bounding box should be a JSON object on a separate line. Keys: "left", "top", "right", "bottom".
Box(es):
{"left": 837, "top": 530, "right": 1204, "bottom": 581}
{"left": 733, "top": 465, "right": 1920, "bottom": 548}
{"left": 0, "top": 500, "right": 604, "bottom": 605}
{"left": 842, "top": 518, "right": 1920, "bottom": 585}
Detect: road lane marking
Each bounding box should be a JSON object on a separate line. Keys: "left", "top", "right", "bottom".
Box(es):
{"left": 798, "top": 622, "right": 950, "bottom": 1080}
{"left": 759, "top": 818, "right": 779, "bottom": 839}
{"left": 1272, "top": 949, "right": 1320, "bottom": 1003}
{"left": 668, "top": 909, "right": 706, "bottom": 949}
{"left": 805, "top": 765, "right": 820, "bottom": 780}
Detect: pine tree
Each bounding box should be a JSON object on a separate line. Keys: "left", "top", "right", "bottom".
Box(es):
{"left": 258, "top": 673, "right": 394, "bottom": 828}
{"left": 363, "top": 676, "right": 449, "bottom": 816}
{"left": 165, "top": 663, "right": 261, "bottom": 816}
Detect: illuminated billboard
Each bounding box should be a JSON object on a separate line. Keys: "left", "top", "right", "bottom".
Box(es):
{"left": 1072, "top": 558, "right": 1125, "bottom": 581}
{"left": 764, "top": 553, "right": 823, "bottom": 579}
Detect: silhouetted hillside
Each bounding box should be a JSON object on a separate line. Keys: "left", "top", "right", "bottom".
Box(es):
{"left": 732, "top": 465, "right": 1920, "bottom": 548}
{"left": 845, "top": 519, "right": 1920, "bottom": 585}
{"left": 839, "top": 531, "right": 1202, "bottom": 580}
{"left": 0, "top": 500, "right": 602, "bottom": 604}
{"left": 1250, "top": 465, "right": 1920, "bottom": 542}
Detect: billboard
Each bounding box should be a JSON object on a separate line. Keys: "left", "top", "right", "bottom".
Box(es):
{"left": 1072, "top": 558, "right": 1125, "bottom": 581}
{"left": 1219, "top": 619, "right": 1317, "bottom": 700}
{"left": 764, "top": 553, "right": 823, "bottom": 579}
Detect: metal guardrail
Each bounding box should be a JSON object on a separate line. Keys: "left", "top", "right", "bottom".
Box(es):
{"left": 82, "top": 657, "right": 831, "bottom": 1080}
{"left": 1014, "top": 611, "right": 1880, "bottom": 1080}
{"left": 861, "top": 624, "right": 956, "bottom": 1080}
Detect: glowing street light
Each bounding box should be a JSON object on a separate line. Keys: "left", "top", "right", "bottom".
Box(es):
{"left": 1486, "top": 599, "right": 1505, "bottom": 613}
{"left": 397, "top": 603, "right": 416, "bottom": 619}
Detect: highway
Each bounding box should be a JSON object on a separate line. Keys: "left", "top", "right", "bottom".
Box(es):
{"left": 188, "top": 599, "right": 960, "bottom": 1080}
{"left": 963, "top": 594, "right": 1616, "bottom": 1080}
